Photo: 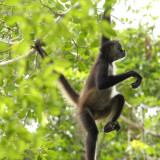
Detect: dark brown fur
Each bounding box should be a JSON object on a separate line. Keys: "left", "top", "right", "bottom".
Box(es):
{"left": 35, "top": 39, "right": 142, "bottom": 160}
{"left": 34, "top": 7, "right": 142, "bottom": 160}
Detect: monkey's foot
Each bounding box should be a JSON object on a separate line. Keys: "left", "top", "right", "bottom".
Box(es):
{"left": 103, "top": 121, "right": 120, "bottom": 133}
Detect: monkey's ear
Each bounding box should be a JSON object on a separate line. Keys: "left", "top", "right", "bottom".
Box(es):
{"left": 100, "top": 45, "right": 106, "bottom": 53}
{"left": 101, "top": 42, "right": 109, "bottom": 52}
{"left": 100, "top": 46, "right": 110, "bottom": 60}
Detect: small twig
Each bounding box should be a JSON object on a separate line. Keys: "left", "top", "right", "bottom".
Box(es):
{"left": 0, "top": 48, "right": 11, "bottom": 54}
{"left": 79, "top": 46, "right": 89, "bottom": 49}
{"left": 40, "top": 0, "right": 79, "bottom": 17}
{"left": 24, "top": 111, "right": 29, "bottom": 126}
{"left": 0, "top": 48, "right": 36, "bottom": 66}
{"left": 11, "top": 36, "right": 22, "bottom": 42}
{"left": 72, "top": 39, "right": 79, "bottom": 58}
{"left": 5, "top": 78, "right": 18, "bottom": 87}
{"left": 0, "top": 39, "right": 14, "bottom": 45}
{"left": 0, "top": 38, "right": 24, "bottom": 45}
{"left": 40, "top": 0, "right": 63, "bottom": 16}
{"left": 111, "top": 15, "right": 125, "bottom": 24}
{"left": 0, "top": 55, "right": 9, "bottom": 62}
{"left": 27, "top": 52, "right": 38, "bottom": 79}
{"left": 125, "top": 101, "right": 141, "bottom": 125}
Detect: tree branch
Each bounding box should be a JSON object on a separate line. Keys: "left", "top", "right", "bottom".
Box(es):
{"left": 145, "top": 130, "right": 160, "bottom": 138}
{"left": 72, "top": 39, "right": 79, "bottom": 58}
{"left": 120, "top": 115, "right": 141, "bottom": 130}
{"left": 27, "top": 52, "right": 38, "bottom": 79}
{"left": 0, "top": 48, "right": 36, "bottom": 66}
{"left": 40, "top": 0, "right": 79, "bottom": 17}
{"left": 125, "top": 101, "right": 142, "bottom": 125}
{"left": 120, "top": 115, "right": 160, "bottom": 138}
{"left": 111, "top": 15, "right": 125, "bottom": 24}
{"left": 0, "top": 48, "right": 11, "bottom": 53}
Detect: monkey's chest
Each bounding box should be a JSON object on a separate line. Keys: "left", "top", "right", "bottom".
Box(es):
{"left": 87, "top": 87, "right": 115, "bottom": 110}
{"left": 108, "top": 63, "right": 115, "bottom": 75}
{"left": 96, "top": 88, "right": 113, "bottom": 106}
{"left": 82, "top": 63, "right": 116, "bottom": 110}
{"left": 91, "top": 64, "right": 116, "bottom": 108}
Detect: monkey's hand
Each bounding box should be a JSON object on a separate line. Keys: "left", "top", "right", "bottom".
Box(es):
{"left": 104, "top": 121, "right": 120, "bottom": 133}
{"left": 131, "top": 70, "right": 142, "bottom": 88}
{"left": 34, "top": 39, "right": 48, "bottom": 58}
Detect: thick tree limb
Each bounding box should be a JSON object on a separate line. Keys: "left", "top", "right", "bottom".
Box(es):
{"left": 120, "top": 115, "right": 141, "bottom": 130}
{"left": 145, "top": 130, "right": 160, "bottom": 138}
{"left": 120, "top": 115, "right": 160, "bottom": 138}
{"left": 0, "top": 48, "right": 36, "bottom": 66}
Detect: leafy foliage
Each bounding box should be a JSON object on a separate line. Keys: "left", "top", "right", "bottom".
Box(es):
{"left": 0, "top": 0, "right": 160, "bottom": 159}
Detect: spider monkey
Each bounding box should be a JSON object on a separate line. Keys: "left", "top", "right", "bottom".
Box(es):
{"left": 34, "top": 5, "right": 142, "bottom": 160}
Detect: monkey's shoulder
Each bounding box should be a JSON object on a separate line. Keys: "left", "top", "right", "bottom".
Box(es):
{"left": 96, "top": 61, "right": 115, "bottom": 76}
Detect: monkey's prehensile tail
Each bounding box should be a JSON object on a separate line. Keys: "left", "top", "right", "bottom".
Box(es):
{"left": 59, "top": 74, "right": 79, "bottom": 106}
{"left": 34, "top": 39, "right": 79, "bottom": 107}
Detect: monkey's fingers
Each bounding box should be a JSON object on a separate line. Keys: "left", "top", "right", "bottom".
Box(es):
{"left": 34, "top": 39, "right": 48, "bottom": 59}
{"left": 131, "top": 82, "right": 139, "bottom": 88}
{"left": 103, "top": 123, "right": 113, "bottom": 133}
{"left": 104, "top": 121, "right": 120, "bottom": 133}
{"left": 115, "top": 123, "right": 120, "bottom": 132}
{"left": 131, "top": 79, "right": 142, "bottom": 88}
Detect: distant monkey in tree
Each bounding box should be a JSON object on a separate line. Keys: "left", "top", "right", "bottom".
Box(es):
{"left": 34, "top": 2, "right": 142, "bottom": 160}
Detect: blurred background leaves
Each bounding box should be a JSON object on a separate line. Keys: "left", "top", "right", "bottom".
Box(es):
{"left": 0, "top": 0, "right": 160, "bottom": 159}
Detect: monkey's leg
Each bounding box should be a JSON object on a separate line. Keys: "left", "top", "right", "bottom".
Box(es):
{"left": 79, "top": 108, "right": 98, "bottom": 160}
{"left": 104, "top": 94, "right": 125, "bottom": 133}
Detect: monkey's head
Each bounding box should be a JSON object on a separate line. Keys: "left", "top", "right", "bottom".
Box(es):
{"left": 100, "top": 40, "right": 126, "bottom": 62}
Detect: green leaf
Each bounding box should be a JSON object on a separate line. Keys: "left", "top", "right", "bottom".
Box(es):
{"left": 56, "top": 3, "right": 65, "bottom": 10}
{"left": 44, "top": 141, "right": 55, "bottom": 148}
{"left": 61, "top": 0, "right": 69, "bottom": 2}
{"left": 78, "top": 61, "right": 86, "bottom": 70}
{"left": 90, "top": 39, "right": 100, "bottom": 48}
{"left": 79, "top": 30, "right": 88, "bottom": 38}
{"left": 101, "top": 20, "right": 117, "bottom": 39}
{"left": 4, "top": 0, "right": 19, "bottom": 6}
{"left": 77, "top": 37, "right": 86, "bottom": 46}
{"left": 53, "top": 59, "right": 71, "bottom": 73}
{"left": 18, "top": 109, "right": 27, "bottom": 119}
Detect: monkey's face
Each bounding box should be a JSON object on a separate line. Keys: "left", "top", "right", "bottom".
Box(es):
{"left": 109, "top": 41, "right": 126, "bottom": 62}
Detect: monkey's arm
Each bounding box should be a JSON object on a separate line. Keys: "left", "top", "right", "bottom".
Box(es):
{"left": 95, "top": 63, "right": 142, "bottom": 89}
